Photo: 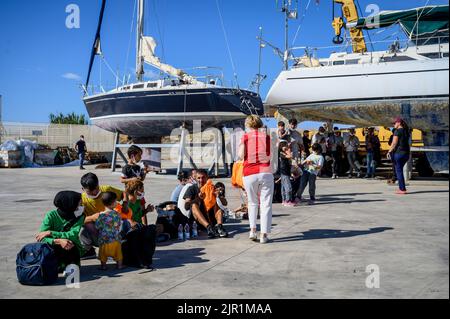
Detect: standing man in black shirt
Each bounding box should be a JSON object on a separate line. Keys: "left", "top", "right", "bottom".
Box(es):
{"left": 75, "top": 135, "right": 87, "bottom": 170}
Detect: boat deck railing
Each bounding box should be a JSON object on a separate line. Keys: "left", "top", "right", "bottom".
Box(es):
{"left": 289, "top": 35, "right": 449, "bottom": 61}
{"left": 82, "top": 66, "right": 228, "bottom": 97}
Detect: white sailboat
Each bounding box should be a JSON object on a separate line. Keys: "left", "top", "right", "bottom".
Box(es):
{"left": 265, "top": 1, "right": 449, "bottom": 172}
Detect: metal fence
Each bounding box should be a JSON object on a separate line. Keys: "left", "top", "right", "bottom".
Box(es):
{"left": 0, "top": 122, "right": 115, "bottom": 152}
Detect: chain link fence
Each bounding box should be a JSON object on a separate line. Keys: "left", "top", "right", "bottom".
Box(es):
{"left": 0, "top": 122, "right": 115, "bottom": 152}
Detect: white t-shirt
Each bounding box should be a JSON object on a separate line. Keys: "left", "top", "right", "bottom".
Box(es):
{"left": 289, "top": 129, "right": 304, "bottom": 157}
{"left": 303, "top": 153, "right": 324, "bottom": 175}
{"left": 312, "top": 133, "right": 327, "bottom": 154}
{"left": 177, "top": 183, "right": 193, "bottom": 218}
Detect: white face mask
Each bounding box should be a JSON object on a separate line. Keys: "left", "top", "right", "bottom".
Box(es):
{"left": 74, "top": 206, "right": 84, "bottom": 218}
{"left": 86, "top": 191, "right": 101, "bottom": 199}
{"left": 137, "top": 192, "right": 145, "bottom": 200}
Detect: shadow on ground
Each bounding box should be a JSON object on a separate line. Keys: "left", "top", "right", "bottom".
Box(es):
{"left": 153, "top": 247, "right": 209, "bottom": 269}
{"left": 318, "top": 192, "right": 383, "bottom": 197}
{"left": 52, "top": 247, "right": 210, "bottom": 284}
{"left": 310, "top": 199, "right": 386, "bottom": 206}
{"left": 405, "top": 190, "right": 449, "bottom": 195}
{"left": 271, "top": 227, "right": 394, "bottom": 243}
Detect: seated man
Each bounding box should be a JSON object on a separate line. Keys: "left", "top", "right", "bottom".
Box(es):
{"left": 79, "top": 173, "right": 126, "bottom": 259}
{"left": 170, "top": 171, "right": 189, "bottom": 202}
{"left": 183, "top": 169, "right": 228, "bottom": 239}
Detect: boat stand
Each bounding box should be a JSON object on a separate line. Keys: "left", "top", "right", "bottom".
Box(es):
{"left": 110, "top": 127, "right": 231, "bottom": 177}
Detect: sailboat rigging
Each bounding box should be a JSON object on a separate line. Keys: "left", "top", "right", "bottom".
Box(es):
{"left": 82, "top": 0, "right": 263, "bottom": 138}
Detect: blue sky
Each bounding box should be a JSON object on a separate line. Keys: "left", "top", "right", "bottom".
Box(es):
{"left": 0, "top": 0, "right": 447, "bottom": 129}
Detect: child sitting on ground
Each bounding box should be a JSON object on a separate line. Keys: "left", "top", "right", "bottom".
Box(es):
{"left": 95, "top": 192, "right": 124, "bottom": 270}
{"left": 121, "top": 180, "right": 157, "bottom": 269}
{"left": 214, "top": 182, "right": 230, "bottom": 221}
{"left": 121, "top": 145, "right": 151, "bottom": 225}
{"left": 297, "top": 143, "right": 324, "bottom": 205}
{"left": 123, "top": 180, "right": 154, "bottom": 228}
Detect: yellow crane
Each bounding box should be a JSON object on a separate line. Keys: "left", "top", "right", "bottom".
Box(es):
{"left": 332, "top": 0, "right": 367, "bottom": 53}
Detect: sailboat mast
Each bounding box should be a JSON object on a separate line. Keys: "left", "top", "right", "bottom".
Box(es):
{"left": 280, "top": 0, "right": 297, "bottom": 71}
{"left": 136, "top": 0, "right": 145, "bottom": 82}
{"left": 283, "top": 0, "right": 289, "bottom": 71}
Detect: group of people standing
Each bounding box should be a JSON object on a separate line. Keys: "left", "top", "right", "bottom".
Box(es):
{"left": 307, "top": 125, "right": 382, "bottom": 179}
{"left": 275, "top": 116, "right": 412, "bottom": 203}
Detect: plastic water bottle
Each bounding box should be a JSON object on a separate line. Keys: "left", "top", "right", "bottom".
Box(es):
{"left": 168, "top": 211, "right": 175, "bottom": 223}
{"left": 178, "top": 224, "right": 184, "bottom": 241}
{"left": 192, "top": 221, "right": 198, "bottom": 238}
{"left": 184, "top": 224, "right": 190, "bottom": 240}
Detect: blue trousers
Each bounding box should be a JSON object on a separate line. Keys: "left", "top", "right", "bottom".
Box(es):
{"left": 79, "top": 152, "right": 85, "bottom": 168}
{"left": 394, "top": 153, "right": 410, "bottom": 191}
{"left": 366, "top": 151, "right": 376, "bottom": 176}
{"left": 297, "top": 171, "right": 317, "bottom": 200}
{"left": 281, "top": 174, "right": 292, "bottom": 202}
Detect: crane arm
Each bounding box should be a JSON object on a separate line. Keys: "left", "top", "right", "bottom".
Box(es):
{"left": 332, "top": 0, "right": 367, "bottom": 53}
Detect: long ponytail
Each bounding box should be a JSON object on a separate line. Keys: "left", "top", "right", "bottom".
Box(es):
{"left": 400, "top": 120, "right": 411, "bottom": 138}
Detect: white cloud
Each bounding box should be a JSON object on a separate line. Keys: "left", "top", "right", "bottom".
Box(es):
{"left": 62, "top": 72, "right": 82, "bottom": 81}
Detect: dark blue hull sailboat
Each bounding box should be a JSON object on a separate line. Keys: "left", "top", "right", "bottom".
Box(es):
{"left": 83, "top": 0, "right": 263, "bottom": 138}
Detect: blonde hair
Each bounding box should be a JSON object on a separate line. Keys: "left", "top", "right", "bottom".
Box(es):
{"left": 245, "top": 115, "right": 263, "bottom": 130}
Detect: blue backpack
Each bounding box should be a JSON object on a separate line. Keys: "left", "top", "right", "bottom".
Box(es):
{"left": 16, "top": 243, "right": 59, "bottom": 286}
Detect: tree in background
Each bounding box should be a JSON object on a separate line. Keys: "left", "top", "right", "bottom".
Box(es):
{"left": 49, "top": 112, "right": 88, "bottom": 125}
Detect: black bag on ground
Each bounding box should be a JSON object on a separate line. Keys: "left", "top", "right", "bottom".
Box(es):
{"left": 122, "top": 224, "right": 156, "bottom": 267}
{"left": 16, "top": 243, "right": 58, "bottom": 286}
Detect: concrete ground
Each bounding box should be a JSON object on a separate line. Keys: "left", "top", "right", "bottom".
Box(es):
{"left": 0, "top": 166, "right": 448, "bottom": 299}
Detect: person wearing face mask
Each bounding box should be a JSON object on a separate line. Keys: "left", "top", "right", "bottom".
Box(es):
{"left": 121, "top": 180, "right": 156, "bottom": 269}
{"left": 79, "top": 173, "right": 126, "bottom": 259}
{"left": 120, "top": 145, "right": 150, "bottom": 184}
{"left": 36, "top": 191, "right": 85, "bottom": 272}
{"left": 120, "top": 145, "right": 151, "bottom": 225}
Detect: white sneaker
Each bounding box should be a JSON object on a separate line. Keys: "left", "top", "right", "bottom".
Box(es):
{"left": 249, "top": 231, "right": 257, "bottom": 241}
{"left": 260, "top": 235, "right": 269, "bottom": 244}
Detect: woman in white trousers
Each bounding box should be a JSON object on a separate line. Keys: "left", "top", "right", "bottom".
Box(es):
{"left": 238, "top": 115, "right": 274, "bottom": 244}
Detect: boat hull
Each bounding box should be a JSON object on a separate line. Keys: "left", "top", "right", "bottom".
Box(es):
{"left": 273, "top": 97, "right": 449, "bottom": 132}
{"left": 266, "top": 58, "right": 449, "bottom": 130}
{"left": 84, "top": 87, "right": 263, "bottom": 137}
{"left": 266, "top": 58, "right": 449, "bottom": 173}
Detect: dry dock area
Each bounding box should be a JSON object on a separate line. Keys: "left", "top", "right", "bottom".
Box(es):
{"left": 0, "top": 167, "right": 448, "bottom": 299}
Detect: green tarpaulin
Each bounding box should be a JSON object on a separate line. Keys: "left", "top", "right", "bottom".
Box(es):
{"left": 353, "top": 5, "right": 449, "bottom": 38}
